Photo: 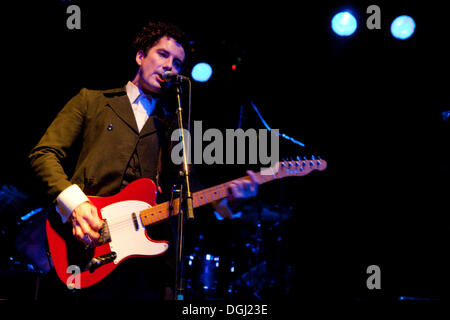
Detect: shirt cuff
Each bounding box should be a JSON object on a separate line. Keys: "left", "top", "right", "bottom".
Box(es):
{"left": 55, "top": 184, "right": 89, "bottom": 223}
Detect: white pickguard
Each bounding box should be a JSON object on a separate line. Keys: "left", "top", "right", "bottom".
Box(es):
{"left": 100, "top": 200, "right": 169, "bottom": 264}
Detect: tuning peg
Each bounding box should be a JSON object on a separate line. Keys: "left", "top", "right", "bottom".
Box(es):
{"left": 316, "top": 155, "right": 322, "bottom": 166}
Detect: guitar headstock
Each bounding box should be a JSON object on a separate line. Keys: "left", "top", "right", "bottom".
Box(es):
{"left": 260, "top": 156, "right": 327, "bottom": 179}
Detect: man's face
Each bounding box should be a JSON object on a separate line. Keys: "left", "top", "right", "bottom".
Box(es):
{"left": 135, "top": 36, "right": 186, "bottom": 94}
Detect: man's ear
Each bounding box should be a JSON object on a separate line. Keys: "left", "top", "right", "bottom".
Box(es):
{"left": 136, "top": 50, "right": 145, "bottom": 66}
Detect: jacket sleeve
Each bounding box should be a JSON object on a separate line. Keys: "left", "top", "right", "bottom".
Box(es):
{"left": 29, "top": 88, "right": 88, "bottom": 202}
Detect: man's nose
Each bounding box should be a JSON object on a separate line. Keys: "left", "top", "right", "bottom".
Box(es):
{"left": 162, "top": 58, "right": 174, "bottom": 71}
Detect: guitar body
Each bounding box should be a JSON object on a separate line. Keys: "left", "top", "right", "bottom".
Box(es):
{"left": 46, "top": 178, "right": 169, "bottom": 289}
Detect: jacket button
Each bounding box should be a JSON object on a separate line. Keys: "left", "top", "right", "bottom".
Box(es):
{"left": 107, "top": 124, "right": 113, "bottom": 131}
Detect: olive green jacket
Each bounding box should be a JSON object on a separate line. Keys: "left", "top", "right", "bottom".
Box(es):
{"left": 29, "top": 86, "right": 174, "bottom": 201}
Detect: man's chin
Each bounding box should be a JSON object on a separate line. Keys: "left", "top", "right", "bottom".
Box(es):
{"left": 142, "top": 82, "right": 162, "bottom": 95}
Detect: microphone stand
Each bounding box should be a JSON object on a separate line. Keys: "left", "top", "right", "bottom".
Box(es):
{"left": 173, "top": 82, "right": 195, "bottom": 301}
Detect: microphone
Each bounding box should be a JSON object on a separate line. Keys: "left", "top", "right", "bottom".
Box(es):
{"left": 162, "top": 71, "right": 190, "bottom": 83}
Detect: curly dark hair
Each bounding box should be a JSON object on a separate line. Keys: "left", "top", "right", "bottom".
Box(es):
{"left": 133, "top": 21, "right": 190, "bottom": 67}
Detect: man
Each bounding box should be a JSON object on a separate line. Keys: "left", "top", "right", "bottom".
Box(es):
{"left": 29, "top": 21, "right": 257, "bottom": 300}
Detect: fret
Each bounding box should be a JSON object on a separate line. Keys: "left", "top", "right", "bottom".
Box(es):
{"left": 148, "top": 210, "right": 154, "bottom": 223}
{"left": 155, "top": 205, "right": 164, "bottom": 221}
{"left": 140, "top": 208, "right": 150, "bottom": 226}
{"left": 210, "top": 187, "right": 220, "bottom": 201}
{"left": 203, "top": 191, "right": 210, "bottom": 202}
{"left": 159, "top": 203, "right": 168, "bottom": 220}
{"left": 148, "top": 208, "right": 156, "bottom": 223}
{"left": 199, "top": 191, "right": 207, "bottom": 204}
{"left": 141, "top": 210, "right": 149, "bottom": 226}
{"left": 205, "top": 191, "right": 212, "bottom": 202}
{"left": 195, "top": 194, "right": 203, "bottom": 206}
{"left": 192, "top": 196, "right": 199, "bottom": 208}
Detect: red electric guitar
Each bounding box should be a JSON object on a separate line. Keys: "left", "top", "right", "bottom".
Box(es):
{"left": 46, "top": 158, "right": 327, "bottom": 289}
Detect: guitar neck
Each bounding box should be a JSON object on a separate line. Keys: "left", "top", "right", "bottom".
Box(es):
{"left": 139, "top": 158, "right": 326, "bottom": 227}
{"left": 139, "top": 171, "right": 275, "bottom": 227}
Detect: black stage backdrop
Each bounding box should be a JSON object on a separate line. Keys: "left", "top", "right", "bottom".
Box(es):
{"left": 0, "top": 0, "right": 449, "bottom": 304}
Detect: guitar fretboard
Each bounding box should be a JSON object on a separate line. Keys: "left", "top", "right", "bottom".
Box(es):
{"left": 139, "top": 171, "right": 277, "bottom": 227}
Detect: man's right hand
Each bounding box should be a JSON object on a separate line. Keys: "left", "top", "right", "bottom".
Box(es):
{"left": 71, "top": 201, "right": 103, "bottom": 246}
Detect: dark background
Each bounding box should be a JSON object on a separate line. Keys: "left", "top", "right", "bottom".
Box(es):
{"left": 1, "top": 0, "right": 449, "bottom": 303}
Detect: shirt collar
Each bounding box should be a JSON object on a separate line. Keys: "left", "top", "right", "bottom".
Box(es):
{"left": 126, "top": 81, "right": 160, "bottom": 104}
{"left": 125, "top": 81, "right": 171, "bottom": 119}
{"left": 125, "top": 81, "right": 142, "bottom": 105}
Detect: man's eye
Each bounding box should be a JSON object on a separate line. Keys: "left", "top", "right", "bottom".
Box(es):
{"left": 158, "top": 51, "right": 169, "bottom": 58}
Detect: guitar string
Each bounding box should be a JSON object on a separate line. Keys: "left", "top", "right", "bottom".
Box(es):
{"left": 100, "top": 189, "right": 226, "bottom": 233}
{"left": 93, "top": 165, "right": 313, "bottom": 235}
{"left": 100, "top": 176, "right": 274, "bottom": 233}
{"left": 103, "top": 192, "right": 217, "bottom": 233}
{"left": 99, "top": 184, "right": 232, "bottom": 231}
{"left": 102, "top": 173, "right": 273, "bottom": 231}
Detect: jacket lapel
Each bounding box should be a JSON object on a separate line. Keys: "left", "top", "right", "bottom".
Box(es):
{"left": 105, "top": 90, "right": 139, "bottom": 135}
{"left": 139, "top": 100, "right": 172, "bottom": 137}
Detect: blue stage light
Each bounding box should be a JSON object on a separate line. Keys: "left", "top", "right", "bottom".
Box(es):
{"left": 331, "top": 11, "right": 357, "bottom": 36}
{"left": 191, "top": 62, "right": 213, "bottom": 82}
{"left": 391, "top": 15, "right": 415, "bottom": 39}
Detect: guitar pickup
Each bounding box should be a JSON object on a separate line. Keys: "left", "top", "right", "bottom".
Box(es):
{"left": 85, "top": 252, "right": 117, "bottom": 273}
{"left": 132, "top": 212, "right": 139, "bottom": 231}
